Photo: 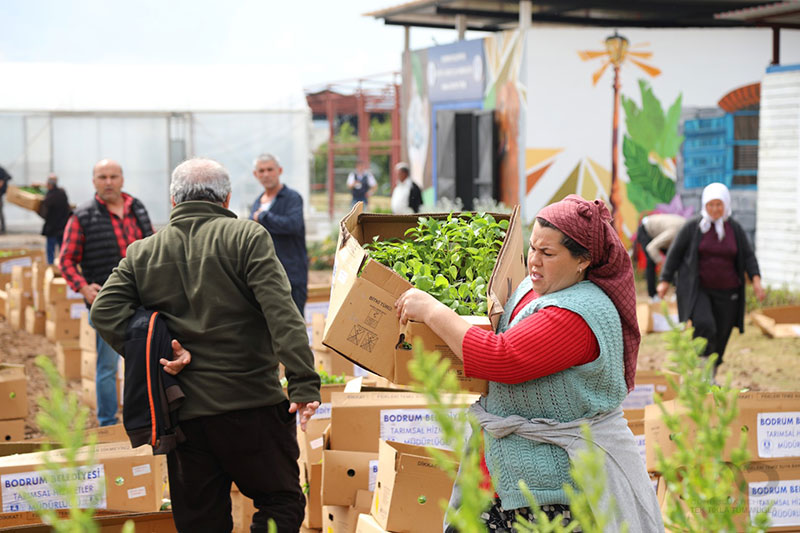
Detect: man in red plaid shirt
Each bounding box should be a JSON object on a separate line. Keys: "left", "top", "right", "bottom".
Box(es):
{"left": 59, "top": 158, "right": 154, "bottom": 426}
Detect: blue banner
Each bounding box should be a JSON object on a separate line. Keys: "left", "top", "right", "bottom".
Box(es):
{"left": 427, "top": 39, "right": 485, "bottom": 103}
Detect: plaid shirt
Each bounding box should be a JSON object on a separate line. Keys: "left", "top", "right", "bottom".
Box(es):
{"left": 60, "top": 193, "right": 145, "bottom": 292}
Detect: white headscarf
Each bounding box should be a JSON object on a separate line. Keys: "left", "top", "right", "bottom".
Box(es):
{"left": 700, "top": 182, "right": 732, "bottom": 241}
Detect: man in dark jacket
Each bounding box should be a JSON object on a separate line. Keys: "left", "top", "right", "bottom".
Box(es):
{"left": 250, "top": 153, "right": 309, "bottom": 316}
{"left": 59, "top": 159, "right": 154, "bottom": 426}
{"left": 91, "top": 157, "right": 320, "bottom": 533}
{"left": 37, "top": 174, "right": 72, "bottom": 264}
{"left": 0, "top": 165, "right": 11, "bottom": 234}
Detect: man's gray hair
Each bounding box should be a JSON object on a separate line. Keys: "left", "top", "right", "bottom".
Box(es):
{"left": 253, "top": 153, "right": 281, "bottom": 169}
{"left": 170, "top": 158, "right": 232, "bottom": 205}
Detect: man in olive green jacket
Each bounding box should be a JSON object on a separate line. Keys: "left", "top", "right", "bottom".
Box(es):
{"left": 91, "top": 157, "right": 320, "bottom": 533}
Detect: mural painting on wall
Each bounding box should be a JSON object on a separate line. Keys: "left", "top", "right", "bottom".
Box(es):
{"left": 402, "top": 30, "right": 524, "bottom": 204}
{"left": 621, "top": 80, "right": 683, "bottom": 214}
{"left": 405, "top": 48, "right": 431, "bottom": 192}
{"left": 577, "top": 35, "right": 663, "bottom": 242}
{"left": 484, "top": 31, "right": 525, "bottom": 208}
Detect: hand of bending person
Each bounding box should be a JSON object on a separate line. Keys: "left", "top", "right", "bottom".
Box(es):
{"left": 395, "top": 288, "right": 472, "bottom": 359}
{"left": 395, "top": 288, "right": 441, "bottom": 325}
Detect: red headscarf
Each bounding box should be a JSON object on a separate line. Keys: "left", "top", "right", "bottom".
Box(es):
{"left": 537, "top": 195, "right": 640, "bottom": 392}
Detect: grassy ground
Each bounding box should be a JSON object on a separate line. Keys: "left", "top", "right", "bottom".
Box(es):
{"left": 634, "top": 278, "right": 800, "bottom": 391}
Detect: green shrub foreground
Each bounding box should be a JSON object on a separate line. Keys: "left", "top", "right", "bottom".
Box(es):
{"left": 407, "top": 310, "right": 774, "bottom": 531}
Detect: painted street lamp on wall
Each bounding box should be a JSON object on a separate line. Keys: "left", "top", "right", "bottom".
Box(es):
{"left": 579, "top": 32, "right": 661, "bottom": 232}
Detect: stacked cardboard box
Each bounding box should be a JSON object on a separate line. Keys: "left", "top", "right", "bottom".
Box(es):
{"left": 0, "top": 250, "right": 44, "bottom": 296}
{"left": 317, "top": 390, "right": 474, "bottom": 533}
{"left": 43, "top": 267, "right": 85, "bottom": 342}
{"left": 0, "top": 365, "right": 28, "bottom": 443}
{"left": 24, "top": 305, "right": 46, "bottom": 336}
{"left": 7, "top": 265, "right": 35, "bottom": 330}
{"left": 0, "top": 284, "right": 7, "bottom": 319}
{"left": 646, "top": 391, "right": 800, "bottom": 530}
{"left": 0, "top": 441, "right": 168, "bottom": 528}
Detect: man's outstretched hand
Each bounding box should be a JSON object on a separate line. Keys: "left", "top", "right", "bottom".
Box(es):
{"left": 290, "top": 401, "right": 320, "bottom": 431}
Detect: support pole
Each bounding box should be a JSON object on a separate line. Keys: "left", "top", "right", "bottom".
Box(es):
{"left": 326, "top": 91, "right": 335, "bottom": 219}
{"left": 456, "top": 14, "right": 467, "bottom": 40}
{"left": 771, "top": 26, "right": 780, "bottom": 66}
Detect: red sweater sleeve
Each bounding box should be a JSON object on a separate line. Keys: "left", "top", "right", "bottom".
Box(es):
{"left": 462, "top": 304, "right": 599, "bottom": 384}
{"left": 59, "top": 214, "right": 88, "bottom": 293}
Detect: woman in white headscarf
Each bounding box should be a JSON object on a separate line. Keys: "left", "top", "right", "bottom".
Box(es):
{"left": 657, "top": 183, "right": 765, "bottom": 374}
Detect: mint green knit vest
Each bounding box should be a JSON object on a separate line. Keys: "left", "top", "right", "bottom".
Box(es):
{"left": 481, "top": 277, "right": 627, "bottom": 509}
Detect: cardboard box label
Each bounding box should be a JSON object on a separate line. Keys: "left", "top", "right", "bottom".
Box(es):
{"left": 748, "top": 479, "right": 800, "bottom": 526}
{"left": 132, "top": 464, "right": 151, "bottom": 476}
{"left": 622, "top": 384, "right": 656, "bottom": 410}
{"left": 1, "top": 465, "right": 106, "bottom": 512}
{"left": 379, "top": 408, "right": 461, "bottom": 450}
{"left": 127, "top": 487, "right": 147, "bottom": 499}
{"left": 69, "top": 303, "right": 85, "bottom": 320}
{"left": 305, "top": 301, "right": 330, "bottom": 323}
{"left": 0, "top": 258, "right": 32, "bottom": 275}
{"left": 353, "top": 365, "right": 371, "bottom": 378}
{"left": 369, "top": 460, "right": 378, "bottom": 491}
{"left": 310, "top": 402, "right": 332, "bottom": 421}
{"left": 67, "top": 286, "right": 82, "bottom": 300}
{"left": 757, "top": 412, "right": 800, "bottom": 458}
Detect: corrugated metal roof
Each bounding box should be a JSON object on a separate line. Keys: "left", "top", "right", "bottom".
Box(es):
{"left": 365, "top": 0, "right": 800, "bottom": 30}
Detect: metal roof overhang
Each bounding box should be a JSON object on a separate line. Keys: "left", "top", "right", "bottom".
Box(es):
{"left": 365, "top": 0, "right": 800, "bottom": 30}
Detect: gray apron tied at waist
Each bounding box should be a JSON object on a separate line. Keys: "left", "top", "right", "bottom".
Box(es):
{"left": 470, "top": 402, "right": 664, "bottom": 533}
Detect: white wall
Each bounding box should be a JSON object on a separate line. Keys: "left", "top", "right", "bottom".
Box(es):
{"left": 523, "top": 26, "right": 800, "bottom": 224}
{"left": 755, "top": 67, "right": 800, "bottom": 290}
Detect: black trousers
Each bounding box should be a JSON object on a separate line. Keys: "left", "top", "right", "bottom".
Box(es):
{"left": 690, "top": 287, "right": 739, "bottom": 368}
{"left": 636, "top": 224, "right": 659, "bottom": 298}
{"left": 167, "top": 401, "right": 304, "bottom": 533}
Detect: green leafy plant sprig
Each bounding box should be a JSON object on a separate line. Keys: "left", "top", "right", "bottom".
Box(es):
{"left": 655, "top": 309, "right": 771, "bottom": 532}
{"left": 365, "top": 213, "right": 508, "bottom": 316}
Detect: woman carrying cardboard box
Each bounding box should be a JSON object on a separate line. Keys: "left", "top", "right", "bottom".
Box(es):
{"left": 396, "top": 195, "right": 663, "bottom": 532}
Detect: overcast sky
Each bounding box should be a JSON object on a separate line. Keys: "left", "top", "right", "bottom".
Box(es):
{"left": 1, "top": 0, "right": 485, "bottom": 88}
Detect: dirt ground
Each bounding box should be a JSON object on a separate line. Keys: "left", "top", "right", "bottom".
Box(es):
{"left": 3, "top": 270, "right": 799, "bottom": 439}
{"left": 0, "top": 318, "right": 99, "bottom": 439}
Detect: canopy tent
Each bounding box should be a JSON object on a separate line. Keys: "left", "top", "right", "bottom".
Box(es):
{"left": 0, "top": 63, "right": 311, "bottom": 229}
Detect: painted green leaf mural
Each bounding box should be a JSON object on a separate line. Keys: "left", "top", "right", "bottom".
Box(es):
{"left": 621, "top": 79, "right": 684, "bottom": 212}
{"left": 623, "top": 135, "right": 676, "bottom": 212}
{"left": 621, "top": 79, "right": 685, "bottom": 159}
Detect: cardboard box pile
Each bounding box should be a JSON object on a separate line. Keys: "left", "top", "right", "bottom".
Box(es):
{"left": 43, "top": 267, "right": 85, "bottom": 342}
{"left": 646, "top": 391, "right": 800, "bottom": 530}
{"left": 750, "top": 305, "right": 800, "bottom": 338}
{"left": 322, "top": 205, "right": 525, "bottom": 394}
{"left": 0, "top": 442, "right": 167, "bottom": 528}
{"left": 0, "top": 365, "right": 28, "bottom": 443}
{"left": 0, "top": 250, "right": 44, "bottom": 293}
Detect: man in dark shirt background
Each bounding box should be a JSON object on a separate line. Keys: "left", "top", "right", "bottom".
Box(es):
{"left": 37, "top": 173, "right": 72, "bottom": 264}
{"left": 60, "top": 159, "right": 153, "bottom": 426}
{"left": 0, "top": 165, "right": 11, "bottom": 234}
{"left": 249, "top": 153, "right": 308, "bottom": 316}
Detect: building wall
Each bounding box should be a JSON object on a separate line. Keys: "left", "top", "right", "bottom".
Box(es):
{"left": 522, "top": 26, "right": 800, "bottom": 247}
{"left": 755, "top": 66, "right": 800, "bottom": 290}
